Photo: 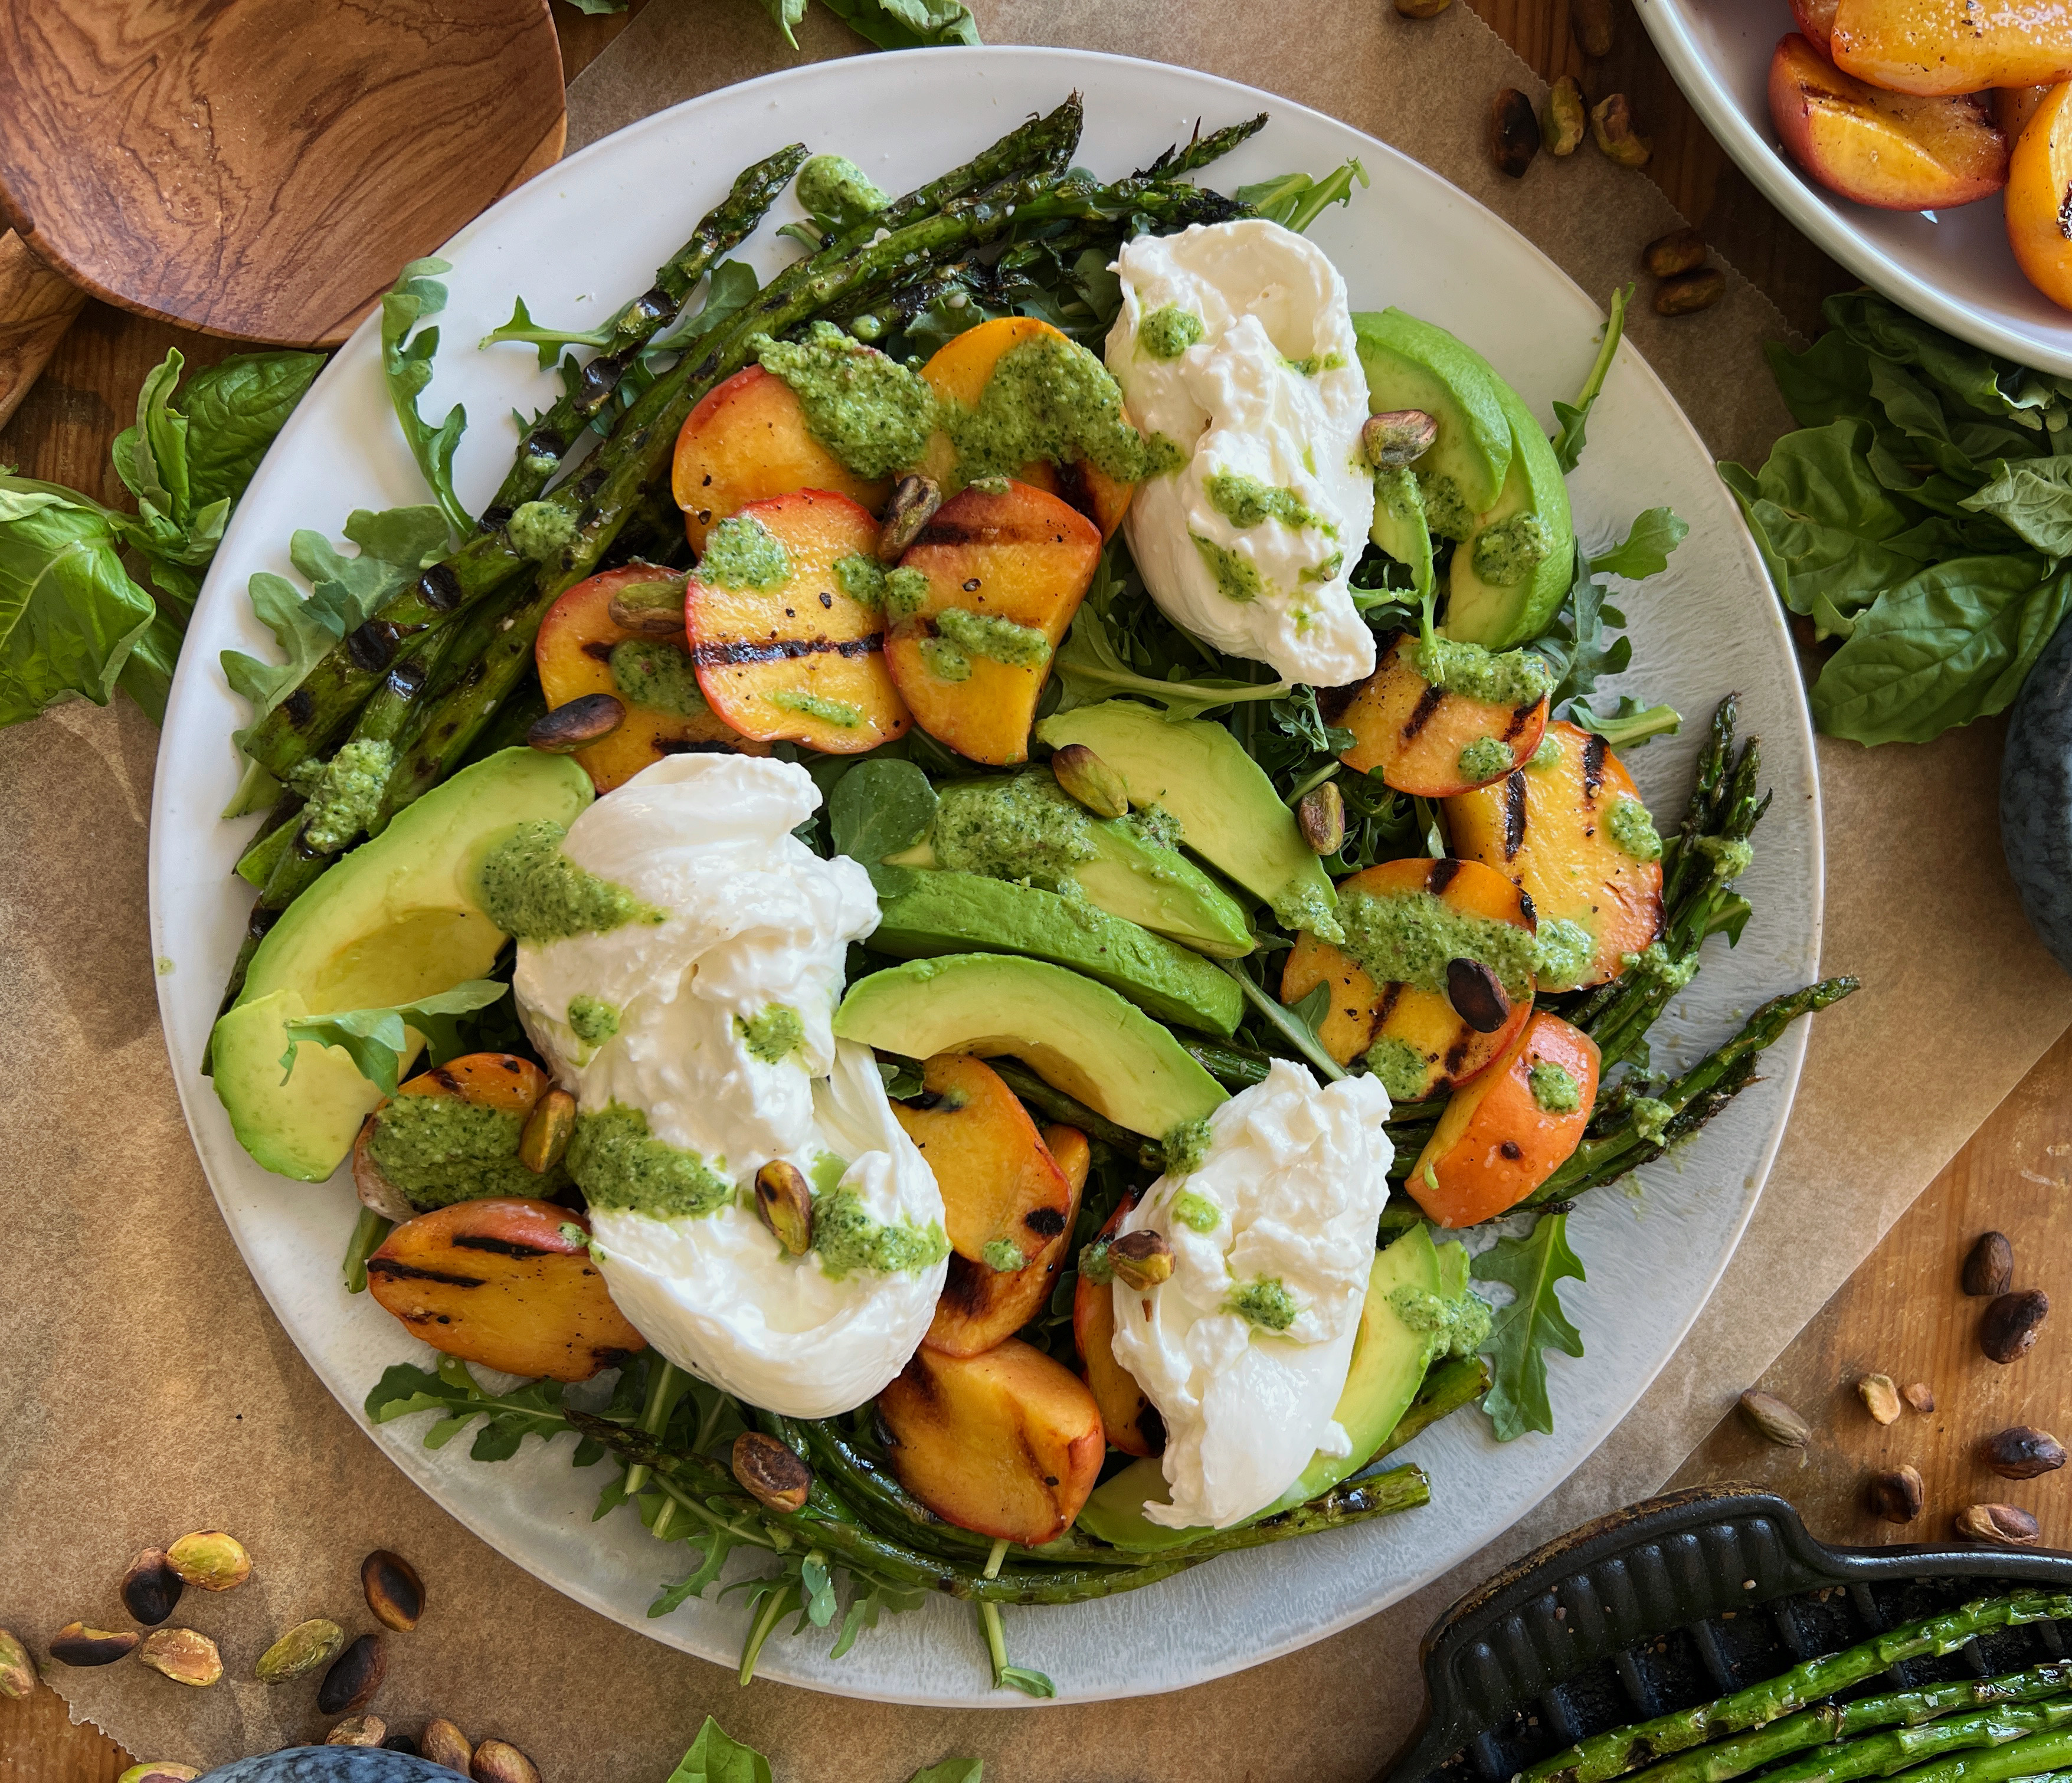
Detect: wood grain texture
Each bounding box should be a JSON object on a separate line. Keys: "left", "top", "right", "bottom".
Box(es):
{"left": 0, "top": 232, "right": 87, "bottom": 431}
{"left": 0, "top": 0, "right": 567, "bottom": 348}
{"left": 1673, "top": 1025, "right": 2072, "bottom": 1548}
{"left": 0, "top": 1675, "right": 133, "bottom": 1783}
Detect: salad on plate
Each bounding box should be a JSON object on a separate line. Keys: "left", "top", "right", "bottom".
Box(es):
{"left": 196, "top": 94, "right": 1853, "bottom": 1695}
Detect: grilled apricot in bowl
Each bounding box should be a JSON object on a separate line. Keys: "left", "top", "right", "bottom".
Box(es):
{"left": 1336, "top": 631, "right": 1549, "bottom": 797}
{"left": 925, "top": 1123, "right": 1089, "bottom": 1359}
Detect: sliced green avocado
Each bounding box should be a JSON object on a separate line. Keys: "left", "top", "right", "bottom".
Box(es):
{"left": 1370, "top": 467, "right": 1434, "bottom": 600}
{"left": 1074, "top": 1224, "right": 1462, "bottom": 1551}
{"left": 211, "top": 748, "right": 594, "bottom": 1182}
{"left": 869, "top": 872, "right": 1245, "bottom": 1037}
{"left": 1033, "top": 702, "right": 1337, "bottom": 938}
{"left": 1352, "top": 309, "right": 1513, "bottom": 517}
{"left": 1444, "top": 378, "right": 1575, "bottom": 651}
{"left": 832, "top": 955, "right": 1225, "bottom": 1138}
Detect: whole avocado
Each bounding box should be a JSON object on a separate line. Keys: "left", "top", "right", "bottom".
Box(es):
{"left": 2001, "top": 614, "right": 2072, "bottom": 975}
{"left": 199, "top": 1752, "right": 452, "bottom": 1781}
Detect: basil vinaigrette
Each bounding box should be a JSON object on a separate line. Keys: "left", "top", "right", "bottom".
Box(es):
{"left": 810, "top": 1185, "right": 949, "bottom": 1280}
{"left": 699, "top": 513, "right": 791, "bottom": 590}
{"left": 366, "top": 1096, "right": 561, "bottom": 1208}
{"left": 568, "top": 1103, "right": 733, "bottom": 1220}
{"left": 609, "top": 638, "right": 707, "bottom": 717}
{"left": 476, "top": 820, "right": 668, "bottom": 942}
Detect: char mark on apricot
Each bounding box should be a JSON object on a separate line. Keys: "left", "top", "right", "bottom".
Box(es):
{"left": 451, "top": 1235, "right": 554, "bottom": 1260}
{"left": 1426, "top": 857, "right": 1461, "bottom": 896}
{"left": 1582, "top": 733, "right": 1606, "bottom": 799}
{"left": 1503, "top": 772, "right": 1527, "bottom": 860}
{"left": 940, "top": 1254, "right": 988, "bottom": 1316}
{"left": 429, "top": 1067, "right": 464, "bottom": 1093}
{"left": 1503, "top": 702, "right": 1537, "bottom": 740}
{"left": 1401, "top": 681, "right": 1446, "bottom": 741}
{"left": 1023, "top": 1207, "right": 1067, "bottom": 1237}
{"left": 690, "top": 632, "right": 883, "bottom": 667}
{"left": 366, "top": 1260, "right": 485, "bottom": 1290}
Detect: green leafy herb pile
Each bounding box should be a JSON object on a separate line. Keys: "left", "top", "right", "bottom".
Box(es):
{"left": 666, "top": 1717, "right": 978, "bottom": 1783}
{"left": 564, "top": 0, "right": 983, "bottom": 51}
{"left": 1724, "top": 289, "right": 2072, "bottom": 746}
{"left": 1, "top": 348, "right": 320, "bottom": 728}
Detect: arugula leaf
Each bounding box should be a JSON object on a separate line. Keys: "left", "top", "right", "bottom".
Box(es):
{"left": 480, "top": 295, "right": 616, "bottom": 371}
{"left": 1530, "top": 547, "right": 1632, "bottom": 712}
{"left": 1810, "top": 555, "right": 2072, "bottom": 746}
{"left": 380, "top": 258, "right": 469, "bottom": 535}
{"left": 1472, "top": 1211, "right": 1586, "bottom": 1440}
{"left": 1569, "top": 696, "right": 1681, "bottom": 749}
{"left": 1550, "top": 285, "right": 1632, "bottom": 474}
{"left": 1053, "top": 601, "right": 1293, "bottom": 719}
{"left": 1589, "top": 506, "right": 1688, "bottom": 581}
{"left": 278, "top": 978, "right": 510, "bottom": 1097}
{"left": 820, "top": 0, "right": 983, "bottom": 48}
{"left": 828, "top": 757, "right": 937, "bottom": 893}
{"left": 364, "top": 1356, "right": 576, "bottom": 1461}
{"left": 666, "top": 1720, "right": 773, "bottom": 1783}
{"left": 1235, "top": 161, "right": 1369, "bottom": 234}
{"left": 646, "top": 261, "right": 761, "bottom": 356}
{"left": 0, "top": 479, "right": 156, "bottom": 727}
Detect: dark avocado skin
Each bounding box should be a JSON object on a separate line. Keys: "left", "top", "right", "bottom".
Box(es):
{"left": 201, "top": 1752, "right": 452, "bottom": 1781}
{"left": 2001, "top": 612, "right": 2072, "bottom": 976}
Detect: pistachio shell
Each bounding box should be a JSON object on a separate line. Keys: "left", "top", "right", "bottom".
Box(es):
{"left": 1050, "top": 743, "right": 1131, "bottom": 820}
{"left": 327, "top": 1715, "right": 388, "bottom": 1747}
{"left": 317, "top": 1632, "right": 387, "bottom": 1714}
{"left": 166, "top": 1530, "right": 252, "bottom": 1592}
{"left": 138, "top": 1628, "right": 222, "bottom": 1687}
{"left": 117, "top": 1766, "right": 201, "bottom": 1782}
{"left": 732, "top": 1431, "right": 813, "bottom": 1514}
{"left": 423, "top": 1718, "right": 475, "bottom": 1774}
{"left": 472, "top": 1737, "right": 544, "bottom": 1783}
{"left": 120, "top": 1549, "right": 184, "bottom": 1627}
{"left": 49, "top": 1623, "right": 139, "bottom": 1667}
{"left": 255, "top": 1617, "right": 345, "bottom": 1683}
{"left": 362, "top": 1549, "right": 427, "bottom": 1633}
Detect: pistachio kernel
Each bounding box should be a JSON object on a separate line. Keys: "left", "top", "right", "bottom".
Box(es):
{"left": 528, "top": 694, "right": 626, "bottom": 754}
{"left": 256, "top": 1617, "right": 345, "bottom": 1683}
{"left": 138, "top": 1628, "right": 222, "bottom": 1689}
{"left": 606, "top": 576, "right": 689, "bottom": 638}
{"left": 1653, "top": 269, "right": 1724, "bottom": 317}
{"left": 1490, "top": 87, "right": 1541, "bottom": 179}
{"left": 423, "top": 1718, "right": 475, "bottom": 1775}
{"left": 877, "top": 474, "right": 942, "bottom": 563}
{"left": 1572, "top": 0, "right": 1614, "bottom": 55}
{"left": 1737, "top": 1388, "right": 1811, "bottom": 1449}
{"left": 472, "top": 1738, "right": 545, "bottom": 1783}
{"left": 166, "top": 1530, "right": 251, "bottom": 1592}
{"left": 0, "top": 1628, "right": 34, "bottom": 1700}
{"left": 117, "top": 1767, "right": 201, "bottom": 1783}
{"left": 1956, "top": 1502, "right": 2042, "bottom": 1547}
{"left": 1050, "top": 743, "right": 1131, "bottom": 819}
{"left": 1544, "top": 77, "right": 1587, "bottom": 156}
{"left": 1362, "top": 409, "right": 1439, "bottom": 469}
{"left": 1111, "top": 1229, "right": 1174, "bottom": 1291}
{"left": 1297, "top": 781, "right": 1346, "bottom": 855}
{"left": 120, "top": 1549, "right": 184, "bottom": 1627}
{"left": 1857, "top": 1373, "right": 1902, "bottom": 1425}
{"left": 49, "top": 1623, "right": 140, "bottom": 1667}
{"left": 518, "top": 1090, "right": 576, "bottom": 1175}
{"left": 1903, "top": 1381, "right": 1936, "bottom": 1412}
{"left": 317, "top": 1633, "right": 387, "bottom": 1715}
{"left": 1642, "top": 227, "right": 1707, "bottom": 277}
{"left": 731, "top": 1430, "right": 814, "bottom": 1515}
{"left": 327, "top": 1716, "right": 388, "bottom": 1748}
{"left": 754, "top": 1159, "right": 814, "bottom": 1257}
{"left": 1983, "top": 1426, "right": 2067, "bottom": 1480}
{"left": 1590, "top": 93, "right": 1652, "bottom": 168}
{"left": 1868, "top": 1464, "right": 1923, "bottom": 1524}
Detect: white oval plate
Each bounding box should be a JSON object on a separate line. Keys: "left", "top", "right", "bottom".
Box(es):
{"left": 149, "top": 45, "right": 1822, "bottom": 1705}
{"left": 1637, "top": 0, "right": 2072, "bottom": 372}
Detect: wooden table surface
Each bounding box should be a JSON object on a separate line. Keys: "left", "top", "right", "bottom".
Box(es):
{"left": 0, "top": 2, "right": 2046, "bottom": 1777}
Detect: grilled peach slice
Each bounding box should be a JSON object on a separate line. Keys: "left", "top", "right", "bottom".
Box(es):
{"left": 926, "top": 1124, "right": 1089, "bottom": 1358}
{"left": 875, "top": 1338, "right": 1106, "bottom": 1543}
{"left": 1446, "top": 720, "right": 1664, "bottom": 991}
{"left": 1769, "top": 35, "right": 2008, "bottom": 209}
{"left": 892, "top": 1054, "right": 1074, "bottom": 1274}
{"left": 2008, "top": 84, "right": 2072, "bottom": 309}
{"left": 535, "top": 563, "right": 759, "bottom": 792}
{"left": 1999, "top": 82, "right": 2056, "bottom": 140}
{"left": 1407, "top": 1012, "right": 1600, "bottom": 1228}
{"left": 1279, "top": 856, "right": 1535, "bottom": 1100}
{"left": 917, "top": 316, "right": 1135, "bottom": 538}
{"left": 671, "top": 365, "right": 891, "bottom": 552}
{"left": 366, "top": 1198, "right": 645, "bottom": 1382}
{"left": 1792, "top": 0, "right": 1839, "bottom": 56}
{"left": 1337, "top": 632, "right": 1549, "bottom": 797}
{"left": 1831, "top": 0, "right": 2072, "bottom": 94}
{"left": 353, "top": 1053, "right": 564, "bottom": 1222}
{"left": 686, "top": 489, "right": 909, "bottom": 753}
{"left": 1072, "top": 1191, "right": 1164, "bottom": 1457}
{"left": 885, "top": 480, "right": 1101, "bottom": 765}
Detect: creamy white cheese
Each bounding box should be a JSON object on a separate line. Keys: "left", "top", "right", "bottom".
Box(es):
{"left": 512, "top": 753, "right": 945, "bottom": 1417}
{"left": 1110, "top": 1061, "right": 1395, "bottom": 1529}
{"left": 1106, "top": 219, "right": 1376, "bottom": 687}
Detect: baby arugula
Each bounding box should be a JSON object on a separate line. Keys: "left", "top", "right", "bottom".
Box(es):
{"left": 665, "top": 1718, "right": 980, "bottom": 1783}
{"left": 1471, "top": 1210, "right": 1589, "bottom": 1441}
{"left": 277, "top": 977, "right": 512, "bottom": 1097}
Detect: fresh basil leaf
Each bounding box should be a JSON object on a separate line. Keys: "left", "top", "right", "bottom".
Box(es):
{"left": 112, "top": 350, "right": 191, "bottom": 529}
{"left": 1549, "top": 285, "right": 1630, "bottom": 475}
{"left": 908, "top": 1765, "right": 984, "bottom": 1783}
{"left": 1960, "top": 457, "right": 2072, "bottom": 557}
{"left": 177, "top": 350, "right": 323, "bottom": 508}
{"left": 1472, "top": 1210, "right": 1586, "bottom": 1441}
{"left": 667, "top": 1717, "right": 774, "bottom": 1783}
{"left": 1589, "top": 506, "right": 1688, "bottom": 581}
{"left": 1568, "top": 695, "right": 1681, "bottom": 749}
{"left": 829, "top": 757, "right": 937, "bottom": 894}
{"left": 821, "top": 0, "right": 982, "bottom": 48}
{"left": 380, "top": 257, "right": 469, "bottom": 536}
{"left": 0, "top": 478, "right": 157, "bottom": 727}
{"left": 1810, "top": 555, "right": 2072, "bottom": 746}
{"left": 559, "top": 0, "right": 627, "bottom": 11}
{"left": 1762, "top": 329, "right": 1875, "bottom": 430}
{"left": 757, "top": 0, "right": 808, "bottom": 45}
{"left": 277, "top": 978, "right": 509, "bottom": 1097}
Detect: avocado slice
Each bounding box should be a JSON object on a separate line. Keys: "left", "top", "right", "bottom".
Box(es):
{"left": 869, "top": 872, "right": 1245, "bottom": 1037}
{"left": 1074, "top": 1224, "right": 1466, "bottom": 1549}
{"left": 1033, "top": 702, "right": 1338, "bottom": 938}
{"left": 832, "top": 955, "right": 1225, "bottom": 1138}
{"left": 1352, "top": 310, "right": 1513, "bottom": 517}
{"left": 1443, "top": 378, "right": 1575, "bottom": 651}
{"left": 211, "top": 748, "right": 594, "bottom": 1181}
{"left": 889, "top": 772, "right": 1254, "bottom": 959}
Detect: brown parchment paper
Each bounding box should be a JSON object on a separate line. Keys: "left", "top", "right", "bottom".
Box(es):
{"left": 5, "top": 1, "right": 2072, "bottom": 1776}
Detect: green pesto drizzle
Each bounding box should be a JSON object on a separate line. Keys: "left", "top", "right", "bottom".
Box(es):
{"left": 1533, "top": 918, "right": 1596, "bottom": 988}
{"left": 1457, "top": 736, "right": 1513, "bottom": 784}
{"left": 833, "top": 553, "right": 886, "bottom": 610}
{"left": 1415, "top": 632, "right": 1554, "bottom": 709}
{"left": 1171, "top": 1189, "right": 1220, "bottom": 1233}
{"left": 609, "top": 639, "right": 708, "bottom": 718}
{"left": 1163, "top": 1115, "right": 1214, "bottom": 1178}
{"left": 1471, "top": 513, "right": 1554, "bottom": 588}
{"left": 1365, "top": 1036, "right": 1431, "bottom": 1102}
{"left": 568, "top": 1103, "right": 733, "bottom": 1220}
{"left": 1528, "top": 1061, "right": 1582, "bottom": 1113}
{"left": 366, "top": 1096, "right": 559, "bottom": 1210}
{"left": 1418, "top": 471, "right": 1477, "bottom": 543}
{"left": 883, "top": 566, "right": 930, "bottom": 619}
{"left": 1229, "top": 1277, "right": 1298, "bottom": 1332}
{"left": 737, "top": 1004, "right": 806, "bottom": 1064}
{"left": 755, "top": 322, "right": 936, "bottom": 480}
{"left": 981, "top": 1238, "right": 1027, "bottom": 1273}
{"left": 934, "top": 605, "right": 1052, "bottom": 669}
{"left": 812, "top": 1186, "right": 950, "bottom": 1280}
{"left": 477, "top": 821, "right": 667, "bottom": 942}
{"left": 1337, "top": 886, "right": 1537, "bottom": 1001}
{"left": 946, "top": 333, "right": 1171, "bottom": 486}
{"left": 931, "top": 773, "right": 1095, "bottom": 887}
{"left": 1192, "top": 534, "right": 1263, "bottom": 604}
{"left": 1203, "top": 471, "right": 1330, "bottom": 535}
{"left": 770, "top": 687, "right": 863, "bottom": 728}
{"left": 699, "top": 513, "right": 791, "bottom": 591}
{"left": 568, "top": 994, "right": 619, "bottom": 1045}
{"left": 1139, "top": 305, "right": 1204, "bottom": 359}
{"left": 1607, "top": 796, "right": 1663, "bottom": 863}
{"left": 299, "top": 739, "right": 393, "bottom": 854}
{"left": 918, "top": 637, "right": 971, "bottom": 682}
